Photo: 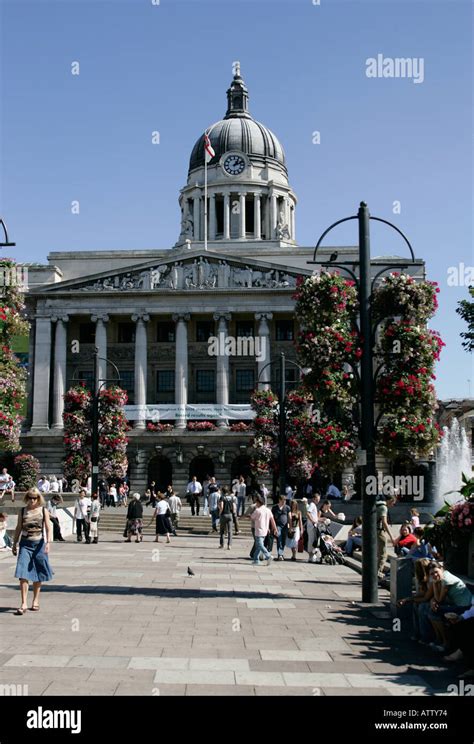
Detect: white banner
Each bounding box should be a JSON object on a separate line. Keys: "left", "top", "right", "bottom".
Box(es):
{"left": 124, "top": 404, "right": 254, "bottom": 421}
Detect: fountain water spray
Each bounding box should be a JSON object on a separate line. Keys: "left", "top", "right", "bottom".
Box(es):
{"left": 435, "top": 418, "right": 472, "bottom": 511}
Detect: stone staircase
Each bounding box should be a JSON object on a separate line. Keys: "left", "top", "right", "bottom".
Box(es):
{"left": 97, "top": 506, "right": 254, "bottom": 537}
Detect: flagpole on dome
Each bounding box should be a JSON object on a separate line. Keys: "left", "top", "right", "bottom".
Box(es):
{"left": 203, "top": 126, "right": 216, "bottom": 252}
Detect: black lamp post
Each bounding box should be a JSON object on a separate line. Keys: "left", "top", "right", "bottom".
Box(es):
{"left": 257, "top": 352, "right": 305, "bottom": 500}
{"left": 72, "top": 347, "right": 121, "bottom": 497}
{"left": 308, "top": 201, "right": 416, "bottom": 603}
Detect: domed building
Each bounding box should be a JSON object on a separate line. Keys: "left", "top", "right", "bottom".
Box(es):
{"left": 178, "top": 66, "right": 296, "bottom": 247}
{"left": 19, "top": 64, "right": 424, "bottom": 497}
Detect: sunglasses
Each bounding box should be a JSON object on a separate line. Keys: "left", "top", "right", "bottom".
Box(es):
{"left": 27, "top": 496, "right": 39, "bottom": 501}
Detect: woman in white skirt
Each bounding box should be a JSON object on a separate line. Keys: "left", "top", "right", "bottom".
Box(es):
{"left": 286, "top": 500, "right": 303, "bottom": 562}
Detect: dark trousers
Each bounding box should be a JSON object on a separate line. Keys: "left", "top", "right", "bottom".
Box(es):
{"left": 76, "top": 519, "right": 90, "bottom": 542}
{"left": 448, "top": 617, "right": 474, "bottom": 665}
{"left": 220, "top": 515, "right": 233, "bottom": 547}
{"left": 189, "top": 495, "right": 200, "bottom": 516}
{"left": 50, "top": 516, "right": 63, "bottom": 541}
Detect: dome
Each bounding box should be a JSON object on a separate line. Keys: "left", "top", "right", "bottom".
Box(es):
{"left": 188, "top": 69, "right": 286, "bottom": 174}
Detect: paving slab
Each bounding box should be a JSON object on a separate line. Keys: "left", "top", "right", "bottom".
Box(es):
{"left": 0, "top": 531, "right": 446, "bottom": 697}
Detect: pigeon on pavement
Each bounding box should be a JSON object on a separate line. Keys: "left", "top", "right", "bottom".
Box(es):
{"left": 187, "top": 567, "right": 195, "bottom": 576}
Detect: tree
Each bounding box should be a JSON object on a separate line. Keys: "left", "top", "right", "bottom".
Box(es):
{"left": 456, "top": 286, "right": 474, "bottom": 352}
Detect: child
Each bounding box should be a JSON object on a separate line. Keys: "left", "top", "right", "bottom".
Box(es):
{"left": 0, "top": 513, "right": 12, "bottom": 550}
{"left": 410, "top": 508, "right": 420, "bottom": 529}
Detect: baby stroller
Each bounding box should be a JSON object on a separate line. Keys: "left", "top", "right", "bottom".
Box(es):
{"left": 318, "top": 531, "right": 346, "bottom": 565}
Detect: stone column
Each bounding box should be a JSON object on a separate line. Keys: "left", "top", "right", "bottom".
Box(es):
{"left": 238, "top": 193, "right": 246, "bottom": 239}
{"left": 31, "top": 315, "right": 52, "bottom": 430}
{"left": 91, "top": 314, "right": 109, "bottom": 388}
{"left": 223, "top": 193, "right": 230, "bottom": 240}
{"left": 193, "top": 194, "right": 200, "bottom": 241}
{"left": 254, "top": 193, "right": 261, "bottom": 239}
{"left": 132, "top": 313, "right": 150, "bottom": 429}
{"left": 51, "top": 315, "right": 69, "bottom": 429}
{"left": 270, "top": 193, "right": 278, "bottom": 238}
{"left": 173, "top": 313, "right": 190, "bottom": 429}
{"left": 213, "top": 313, "right": 231, "bottom": 428}
{"left": 209, "top": 193, "right": 216, "bottom": 240}
{"left": 291, "top": 206, "right": 295, "bottom": 240}
{"left": 255, "top": 313, "right": 273, "bottom": 390}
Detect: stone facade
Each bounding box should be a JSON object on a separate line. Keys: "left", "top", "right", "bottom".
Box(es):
{"left": 19, "top": 67, "right": 426, "bottom": 495}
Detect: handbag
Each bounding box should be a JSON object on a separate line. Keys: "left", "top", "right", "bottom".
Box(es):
{"left": 297, "top": 532, "right": 304, "bottom": 553}
{"left": 91, "top": 517, "right": 98, "bottom": 523}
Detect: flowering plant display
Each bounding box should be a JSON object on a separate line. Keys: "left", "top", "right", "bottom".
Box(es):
{"left": 374, "top": 275, "right": 444, "bottom": 459}
{"left": 285, "top": 390, "right": 315, "bottom": 480}
{"left": 229, "top": 422, "right": 252, "bottom": 432}
{"left": 63, "top": 384, "right": 129, "bottom": 482}
{"left": 294, "top": 272, "right": 360, "bottom": 471}
{"left": 98, "top": 386, "right": 129, "bottom": 479}
{"left": 147, "top": 422, "right": 173, "bottom": 432}
{"left": 13, "top": 453, "right": 41, "bottom": 490}
{"left": 295, "top": 270, "right": 443, "bottom": 469}
{"left": 0, "top": 259, "right": 29, "bottom": 451}
{"left": 187, "top": 421, "right": 217, "bottom": 431}
{"left": 250, "top": 389, "right": 279, "bottom": 475}
{"left": 372, "top": 272, "right": 439, "bottom": 323}
{"left": 379, "top": 414, "right": 442, "bottom": 459}
{"left": 63, "top": 385, "right": 92, "bottom": 482}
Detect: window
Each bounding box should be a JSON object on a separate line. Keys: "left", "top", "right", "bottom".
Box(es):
{"left": 118, "top": 323, "right": 136, "bottom": 343}
{"left": 196, "top": 370, "right": 216, "bottom": 393}
{"left": 276, "top": 319, "right": 294, "bottom": 341}
{"left": 118, "top": 370, "right": 134, "bottom": 403}
{"left": 79, "top": 323, "right": 95, "bottom": 344}
{"left": 236, "top": 369, "right": 255, "bottom": 392}
{"left": 236, "top": 320, "right": 254, "bottom": 338}
{"left": 275, "top": 366, "right": 300, "bottom": 392}
{"left": 156, "top": 322, "right": 175, "bottom": 343}
{"left": 196, "top": 320, "right": 215, "bottom": 343}
{"left": 157, "top": 370, "right": 175, "bottom": 393}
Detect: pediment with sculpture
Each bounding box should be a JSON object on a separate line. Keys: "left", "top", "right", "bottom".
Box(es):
{"left": 41, "top": 254, "right": 309, "bottom": 293}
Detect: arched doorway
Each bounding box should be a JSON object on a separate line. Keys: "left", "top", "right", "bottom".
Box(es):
{"left": 147, "top": 456, "right": 173, "bottom": 492}
{"left": 231, "top": 455, "right": 254, "bottom": 488}
{"left": 189, "top": 456, "right": 214, "bottom": 484}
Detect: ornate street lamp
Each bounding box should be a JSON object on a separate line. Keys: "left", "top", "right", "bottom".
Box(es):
{"left": 257, "top": 352, "right": 305, "bottom": 500}
{"left": 308, "top": 201, "right": 416, "bottom": 603}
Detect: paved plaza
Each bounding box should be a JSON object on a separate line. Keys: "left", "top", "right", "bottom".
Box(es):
{"left": 0, "top": 530, "right": 458, "bottom": 697}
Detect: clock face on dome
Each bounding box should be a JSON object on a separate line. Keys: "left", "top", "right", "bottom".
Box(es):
{"left": 223, "top": 154, "right": 245, "bottom": 175}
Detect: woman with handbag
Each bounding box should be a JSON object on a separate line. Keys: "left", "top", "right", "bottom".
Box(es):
{"left": 286, "top": 500, "right": 303, "bottom": 562}
{"left": 89, "top": 492, "right": 101, "bottom": 544}
{"left": 11, "top": 488, "right": 54, "bottom": 614}
{"left": 125, "top": 493, "right": 144, "bottom": 542}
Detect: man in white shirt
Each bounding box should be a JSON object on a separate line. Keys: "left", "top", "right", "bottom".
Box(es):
{"left": 74, "top": 490, "right": 92, "bottom": 543}
{"left": 260, "top": 483, "right": 269, "bottom": 505}
{"left": 39, "top": 476, "right": 51, "bottom": 494}
{"left": 168, "top": 491, "right": 182, "bottom": 535}
{"left": 285, "top": 485, "right": 294, "bottom": 504}
{"left": 186, "top": 476, "right": 202, "bottom": 516}
{"left": 236, "top": 476, "right": 247, "bottom": 517}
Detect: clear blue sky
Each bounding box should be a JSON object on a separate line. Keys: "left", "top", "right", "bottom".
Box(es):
{"left": 0, "top": 0, "right": 472, "bottom": 399}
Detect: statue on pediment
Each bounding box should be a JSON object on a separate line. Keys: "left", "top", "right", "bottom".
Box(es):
{"left": 150, "top": 265, "right": 169, "bottom": 289}
{"left": 231, "top": 266, "right": 252, "bottom": 288}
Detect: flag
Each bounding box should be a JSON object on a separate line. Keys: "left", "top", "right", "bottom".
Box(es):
{"left": 204, "top": 132, "right": 215, "bottom": 162}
